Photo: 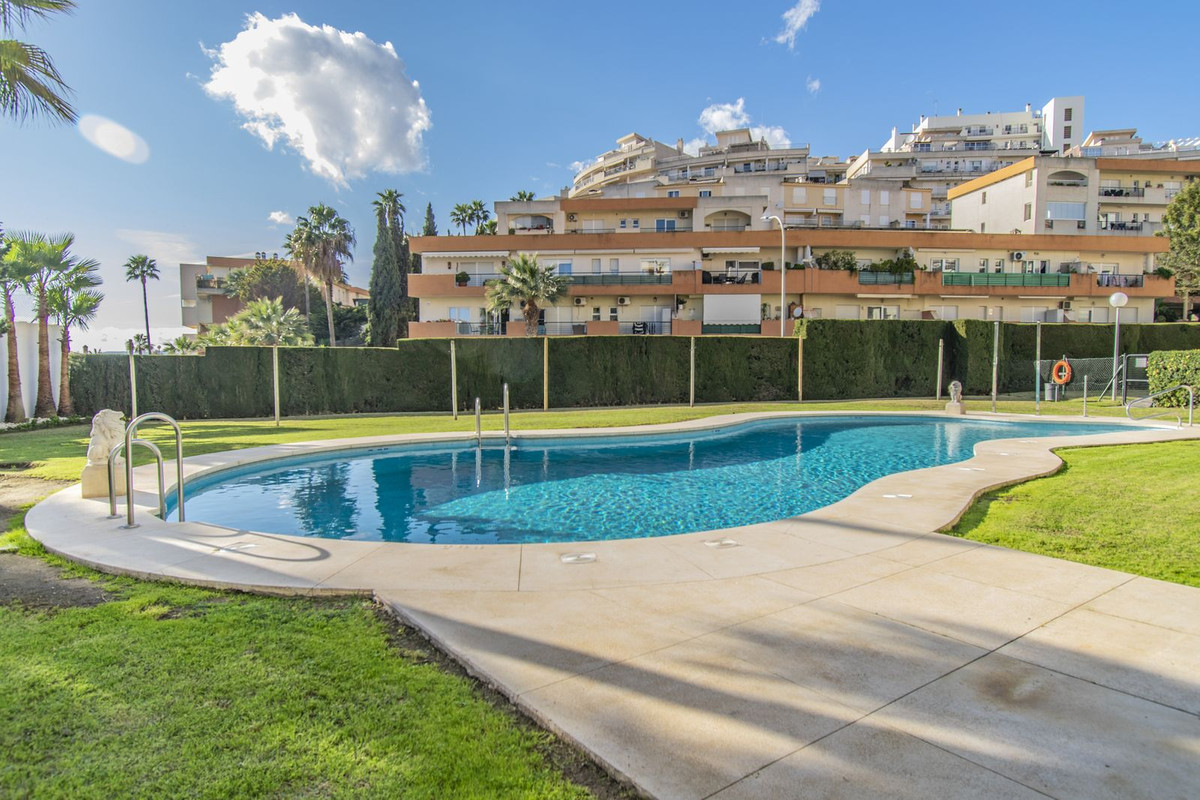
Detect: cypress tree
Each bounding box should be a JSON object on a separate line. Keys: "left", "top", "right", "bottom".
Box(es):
{"left": 367, "top": 214, "right": 401, "bottom": 347}
{"left": 422, "top": 203, "right": 437, "bottom": 236}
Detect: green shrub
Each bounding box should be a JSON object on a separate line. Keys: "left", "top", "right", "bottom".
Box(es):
{"left": 1147, "top": 350, "right": 1200, "bottom": 408}
{"left": 549, "top": 337, "right": 689, "bottom": 407}
{"left": 695, "top": 337, "right": 798, "bottom": 403}
{"left": 798, "top": 319, "right": 949, "bottom": 400}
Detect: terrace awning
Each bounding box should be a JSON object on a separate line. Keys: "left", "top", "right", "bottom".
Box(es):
{"left": 423, "top": 251, "right": 510, "bottom": 259}
{"left": 702, "top": 246, "right": 762, "bottom": 254}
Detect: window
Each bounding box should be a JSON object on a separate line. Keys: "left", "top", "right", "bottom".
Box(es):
{"left": 980, "top": 223, "right": 986, "bottom": 233}
{"left": 609, "top": 258, "right": 619, "bottom": 273}
{"left": 1047, "top": 201, "right": 1086, "bottom": 220}
{"left": 860, "top": 215, "right": 871, "bottom": 226}
{"left": 792, "top": 187, "right": 806, "bottom": 203}
{"left": 995, "top": 258, "right": 1005, "bottom": 270}
{"left": 666, "top": 190, "right": 680, "bottom": 198}
{"left": 979, "top": 258, "right": 989, "bottom": 269}
{"left": 861, "top": 190, "right": 871, "bottom": 205}
{"left": 878, "top": 215, "right": 889, "bottom": 227}
{"left": 1063, "top": 125, "right": 1072, "bottom": 138}
{"left": 609, "top": 307, "right": 618, "bottom": 321}
{"left": 632, "top": 218, "right": 639, "bottom": 228}
{"left": 448, "top": 307, "right": 471, "bottom": 321}
{"left": 591, "top": 307, "right": 601, "bottom": 321}
{"left": 640, "top": 257, "right": 670, "bottom": 273}
{"left": 823, "top": 189, "right": 837, "bottom": 205}
{"left": 654, "top": 219, "right": 677, "bottom": 232}
{"left": 879, "top": 190, "right": 890, "bottom": 205}
{"left": 981, "top": 191, "right": 987, "bottom": 205}
{"left": 699, "top": 190, "right": 712, "bottom": 198}
{"left": 554, "top": 260, "right": 572, "bottom": 275}
{"left": 820, "top": 215, "right": 833, "bottom": 226}
{"left": 591, "top": 258, "right": 601, "bottom": 273}
{"left": 1024, "top": 202, "right": 1032, "bottom": 221}
{"left": 619, "top": 219, "right": 627, "bottom": 229}
{"left": 1064, "top": 108, "right": 1073, "bottom": 122}
{"left": 909, "top": 192, "right": 922, "bottom": 209}
{"left": 866, "top": 305, "right": 900, "bottom": 320}
{"left": 1040, "top": 260, "right": 1050, "bottom": 273}
{"left": 1025, "top": 171, "right": 1033, "bottom": 187}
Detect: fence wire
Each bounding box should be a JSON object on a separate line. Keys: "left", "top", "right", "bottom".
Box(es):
{"left": 1033, "top": 354, "right": 1148, "bottom": 405}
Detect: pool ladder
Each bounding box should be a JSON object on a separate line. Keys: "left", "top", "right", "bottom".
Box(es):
{"left": 473, "top": 383, "right": 512, "bottom": 447}
{"left": 107, "top": 412, "right": 185, "bottom": 528}
{"left": 1124, "top": 385, "right": 1195, "bottom": 428}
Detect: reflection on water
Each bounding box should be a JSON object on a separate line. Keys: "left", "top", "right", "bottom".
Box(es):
{"left": 175, "top": 417, "right": 1123, "bottom": 545}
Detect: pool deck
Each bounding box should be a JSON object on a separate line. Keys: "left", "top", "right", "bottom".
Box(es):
{"left": 25, "top": 411, "right": 1200, "bottom": 799}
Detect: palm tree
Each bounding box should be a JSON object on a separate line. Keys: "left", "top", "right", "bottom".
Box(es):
{"left": 0, "top": 225, "right": 28, "bottom": 421}
{"left": 373, "top": 188, "right": 405, "bottom": 231}
{"left": 290, "top": 204, "right": 355, "bottom": 346}
{"left": 449, "top": 203, "right": 470, "bottom": 236}
{"left": 3, "top": 229, "right": 66, "bottom": 417}
{"left": 510, "top": 190, "right": 535, "bottom": 202}
{"left": 123, "top": 254, "right": 159, "bottom": 348}
{"left": 162, "top": 334, "right": 197, "bottom": 354}
{"left": 469, "top": 199, "right": 491, "bottom": 234}
{"left": 478, "top": 219, "right": 498, "bottom": 235}
{"left": 485, "top": 254, "right": 569, "bottom": 336}
{"left": 199, "top": 297, "right": 312, "bottom": 347}
{"left": 282, "top": 229, "right": 313, "bottom": 323}
{"left": 0, "top": 0, "right": 77, "bottom": 125}
{"left": 44, "top": 237, "right": 100, "bottom": 415}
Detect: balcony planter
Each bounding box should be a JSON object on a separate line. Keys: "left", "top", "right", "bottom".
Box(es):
{"left": 762, "top": 262, "right": 776, "bottom": 270}
{"left": 455, "top": 271, "right": 470, "bottom": 286}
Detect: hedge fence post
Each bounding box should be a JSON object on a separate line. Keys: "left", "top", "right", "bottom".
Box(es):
{"left": 127, "top": 345, "right": 138, "bottom": 419}
{"left": 543, "top": 336, "right": 549, "bottom": 411}
{"left": 450, "top": 340, "right": 458, "bottom": 419}
{"left": 689, "top": 336, "right": 696, "bottom": 407}
{"left": 1035, "top": 321, "right": 1042, "bottom": 416}
{"left": 796, "top": 333, "right": 803, "bottom": 402}
{"left": 272, "top": 345, "right": 280, "bottom": 427}
{"left": 991, "top": 321, "right": 1000, "bottom": 413}
{"left": 936, "top": 339, "right": 944, "bottom": 401}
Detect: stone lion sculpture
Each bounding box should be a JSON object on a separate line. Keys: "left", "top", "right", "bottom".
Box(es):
{"left": 86, "top": 409, "right": 126, "bottom": 466}
{"left": 948, "top": 381, "right": 963, "bottom": 404}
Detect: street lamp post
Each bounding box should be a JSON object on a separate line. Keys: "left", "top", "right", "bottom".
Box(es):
{"left": 761, "top": 213, "right": 786, "bottom": 336}
{"left": 1109, "top": 291, "right": 1128, "bottom": 402}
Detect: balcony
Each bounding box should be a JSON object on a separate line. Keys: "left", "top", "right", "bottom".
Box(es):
{"left": 562, "top": 225, "right": 694, "bottom": 234}
{"left": 702, "top": 323, "right": 761, "bottom": 335}
{"left": 858, "top": 272, "right": 915, "bottom": 286}
{"left": 1097, "top": 274, "right": 1144, "bottom": 289}
{"left": 1099, "top": 186, "right": 1145, "bottom": 198}
{"left": 568, "top": 273, "right": 674, "bottom": 286}
{"left": 618, "top": 321, "right": 672, "bottom": 335}
{"left": 942, "top": 273, "right": 1070, "bottom": 288}
{"left": 1098, "top": 221, "right": 1162, "bottom": 236}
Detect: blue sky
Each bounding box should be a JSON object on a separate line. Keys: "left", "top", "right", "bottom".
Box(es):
{"left": 4, "top": 0, "right": 1198, "bottom": 347}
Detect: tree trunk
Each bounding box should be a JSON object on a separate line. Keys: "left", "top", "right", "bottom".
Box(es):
{"left": 34, "top": 293, "right": 55, "bottom": 418}
{"left": 524, "top": 303, "right": 539, "bottom": 336}
{"left": 324, "top": 281, "right": 337, "bottom": 346}
{"left": 1184, "top": 290, "right": 1192, "bottom": 322}
{"left": 4, "top": 291, "right": 24, "bottom": 423}
{"left": 142, "top": 278, "right": 151, "bottom": 348}
{"left": 57, "top": 325, "right": 72, "bottom": 417}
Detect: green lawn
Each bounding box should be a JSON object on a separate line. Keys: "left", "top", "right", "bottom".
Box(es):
{"left": 0, "top": 518, "right": 599, "bottom": 799}
{"left": 948, "top": 440, "right": 1200, "bottom": 587}
{"left": 0, "top": 396, "right": 1134, "bottom": 482}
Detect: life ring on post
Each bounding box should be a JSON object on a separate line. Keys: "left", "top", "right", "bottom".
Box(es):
{"left": 1051, "top": 359, "right": 1073, "bottom": 385}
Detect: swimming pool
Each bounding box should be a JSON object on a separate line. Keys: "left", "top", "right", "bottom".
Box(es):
{"left": 167, "top": 415, "right": 1129, "bottom": 544}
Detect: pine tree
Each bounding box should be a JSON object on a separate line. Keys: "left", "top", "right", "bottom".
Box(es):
{"left": 422, "top": 203, "right": 437, "bottom": 236}
{"left": 367, "top": 213, "right": 401, "bottom": 347}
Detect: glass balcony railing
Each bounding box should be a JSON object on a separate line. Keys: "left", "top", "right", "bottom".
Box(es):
{"left": 701, "top": 323, "right": 761, "bottom": 335}
{"left": 858, "top": 272, "right": 914, "bottom": 285}
{"left": 941, "top": 273, "right": 1070, "bottom": 287}
{"left": 568, "top": 273, "right": 673, "bottom": 286}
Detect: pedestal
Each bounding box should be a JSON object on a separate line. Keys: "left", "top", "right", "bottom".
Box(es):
{"left": 81, "top": 461, "right": 123, "bottom": 499}
{"left": 944, "top": 402, "right": 966, "bottom": 416}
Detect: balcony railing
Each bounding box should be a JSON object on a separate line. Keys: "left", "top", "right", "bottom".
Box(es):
{"left": 453, "top": 322, "right": 506, "bottom": 336}
{"left": 1098, "top": 221, "right": 1162, "bottom": 235}
{"left": 618, "top": 321, "right": 672, "bottom": 335}
{"left": 568, "top": 273, "right": 673, "bottom": 286}
{"left": 1097, "top": 274, "right": 1145, "bottom": 288}
{"left": 942, "top": 273, "right": 1070, "bottom": 288}
{"left": 858, "top": 271, "right": 915, "bottom": 285}
{"left": 562, "top": 226, "right": 694, "bottom": 234}
{"left": 702, "top": 271, "right": 760, "bottom": 285}
{"left": 702, "top": 323, "right": 761, "bottom": 335}
{"left": 1100, "top": 187, "right": 1145, "bottom": 198}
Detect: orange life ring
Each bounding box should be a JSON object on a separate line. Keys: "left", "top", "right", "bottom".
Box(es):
{"left": 1051, "top": 359, "right": 1073, "bottom": 385}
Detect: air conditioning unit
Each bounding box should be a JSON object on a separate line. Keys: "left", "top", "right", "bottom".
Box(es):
{"left": 617, "top": 296, "right": 631, "bottom": 306}
{"left": 572, "top": 297, "right": 586, "bottom": 306}
{"left": 567, "top": 213, "right": 577, "bottom": 222}
{"left": 1059, "top": 301, "right": 1072, "bottom": 310}
{"left": 1011, "top": 251, "right": 1026, "bottom": 261}
{"left": 679, "top": 210, "right": 691, "bottom": 218}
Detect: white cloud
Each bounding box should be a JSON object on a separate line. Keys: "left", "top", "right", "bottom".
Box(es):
{"left": 806, "top": 76, "right": 821, "bottom": 95}
{"left": 115, "top": 229, "right": 202, "bottom": 265}
{"left": 203, "top": 12, "right": 431, "bottom": 186}
{"left": 569, "top": 160, "right": 587, "bottom": 173}
{"left": 694, "top": 98, "right": 791, "bottom": 149}
{"left": 775, "top": 0, "right": 820, "bottom": 50}
{"left": 267, "top": 210, "right": 293, "bottom": 225}
{"left": 77, "top": 114, "right": 150, "bottom": 164}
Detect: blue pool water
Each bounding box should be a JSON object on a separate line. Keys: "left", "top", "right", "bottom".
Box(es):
{"left": 168, "top": 416, "right": 1127, "bottom": 544}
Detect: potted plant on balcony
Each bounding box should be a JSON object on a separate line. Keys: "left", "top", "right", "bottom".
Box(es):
{"left": 761, "top": 261, "right": 776, "bottom": 271}
{"left": 455, "top": 270, "right": 470, "bottom": 286}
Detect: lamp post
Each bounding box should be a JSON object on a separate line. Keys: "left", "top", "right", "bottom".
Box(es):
{"left": 761, "top": 213, "right": 786, "bottom": 336}
{"left": 1109, "top": 291, "right": 1128, "bottom": 402}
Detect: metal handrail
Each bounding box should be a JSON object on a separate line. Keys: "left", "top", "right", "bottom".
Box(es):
{"left": 120, "top": 412, "right": 185, "bottom": 528}
{"left": 1125, "top": 385, "right": 1195, "bottom": 428}
{"left": 108, "top": 438, "right": 165, "bottom": 519}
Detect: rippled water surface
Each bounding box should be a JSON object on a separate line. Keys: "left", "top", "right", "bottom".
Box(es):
{"left": 169, "top": 416, "right": 1125, "bottom": 544}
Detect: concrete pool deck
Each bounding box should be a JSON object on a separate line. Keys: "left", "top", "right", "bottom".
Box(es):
{"left": 25, "top": 411, "right": 1200, "bottom": 799}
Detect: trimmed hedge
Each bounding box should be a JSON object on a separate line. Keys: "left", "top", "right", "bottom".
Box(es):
{"left": 798, "top": 319, "right": 951, "bottom": 401}
{"left": 548, "top": 337, "right": 690, "bottom": 407}
{"left": 1147, "top": 350, "right": 1200, "bottom": 408}
{"left": 694, "top": 336, "right": 798, "bottom": 403}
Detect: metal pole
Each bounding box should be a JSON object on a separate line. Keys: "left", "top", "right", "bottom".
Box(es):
{"left": 1111, "top": 308, "right": 1121, "bottom": 402}
{"left": 689, "top": 336, "right": 696, "bottom": 407}
{"left": 796, "top": 334, "right": 803, "bottom": 402}
{"left": 1083, "top": 375, "right": 1088, "bottom": 417}
{"left": 991, "top": 320, "right": 1000, "bottom": 413}
{"left": 1121, "top": 353, "right": 1129, "bottom": 406}
{"left": 450, "top": 340, "right": 458, "bottom": 419}
{"left": 779, "top": 221, "right": 786, "bottom": 337}
{"left": 503, "top": 383, "right": 510, "bottom": 446}
{"left": 1035, "top": 321, "right": 1042, "bottom": 416}
{"left": 128, "top": 348, "right": 138, "bottom": 419}
{"left": 272, "top": 346, "right": 280, "bottom": 427}
{"left": 935, "top": 339, "right": 945, "bottom": 401}
{"left": 474, "top": 397, "right": 482, "bottom": 445}
{"left": 543, "top": 337, "right": 549, "bottom": 411}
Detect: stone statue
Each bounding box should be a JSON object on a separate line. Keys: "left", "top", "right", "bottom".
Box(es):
{"left": 945, "top": 380, "right": 965, "bottom": 416}
{"left": 81, "top": 409, "right": 126, "bottom": 498}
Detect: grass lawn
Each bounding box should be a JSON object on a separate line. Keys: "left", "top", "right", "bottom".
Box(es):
{"left": 948, "top": 439, "right": 1200, "bottom": 587}
{"left": 0, "top": 396, "right": 1134, "bottom": 482}
{"left": 0, "top": 516, "right": 607, "bottom": 799}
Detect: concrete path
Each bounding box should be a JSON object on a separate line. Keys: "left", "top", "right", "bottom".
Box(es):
{"left": 25, "top": 413, "right": 1200, "bottom": 799}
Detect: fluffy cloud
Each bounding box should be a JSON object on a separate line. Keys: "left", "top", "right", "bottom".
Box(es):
{"left": 78, "top": 114, "right": 150, "bottom": 164}
{"left": 694, "top": 98, "right": 791, "bottom": 149}
{"left": 203, "top": 13, "right": 431, "bottom": 186}
{"left": 806, "top": 76, "right": 821, "bottom": 95}
{"left": 115, "top": 229, "right": 201, "bottom": 265}
{"left": 267, "top": 210, "right": 293, "bottom": 225}
{"left": 775, "top": 0, "right": 820, "bottom": 49}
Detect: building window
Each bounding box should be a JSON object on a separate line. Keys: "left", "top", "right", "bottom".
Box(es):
{"left": 1024, "top": 202, "right": 1032, "bottom": 221}
{"left": 619, "top": 219, "right": 627, "bottom": 229}
{"left": 609, "top": 307, "right": 618, "bottom": 321}
{"left": 979, "top": 258, "right": 989, "bottom": 269}
{"left": 448, "top": 307, "right": 471, "bottom": 321}
{"left": 792, "top": 188, "right": 806, "bottom": 203}
{"left": 1064, "top": 108, "right": 1073, "bottom": 122}
{"left": 860, "top": 190, "right": 871, "bottom": 205}
{"left": 1047, "top": 201, "right": 1086, "bottom": 220}
{"left": 592, "top": 307, "right": 601, "bottom": 321}
{"left": 981, "top": 191, "right": 987, "bottom": 205}
{"left": 632, "top": 219, "right": 639, "bottom": 228}
{"left": 879, "top": 190, "right": 890, "bottom": 205}
{"left": 699, "top": 190, "right": 712, "bottom": 198}
{"left": 878, "top": 215, "right": 889, "bottom": 227}
{"left": 1025, "top": 172, "right": 1033, "bottom": 187}
{"left": 554, "top": 260, "right": 572, "bottom": 275}
{"left": 667, "top": 190, "right": 680, "bottom": 198}
{"left": 823, "top": 189, "right": 837, "bottom": 205}
{"left": 591, "top": 258, "right": 601, "bottom": 273}
{"left": 866, "top": 305, "right": 900, "bottom": 320}
{"left": 909, "top": 192, "right": 922, "bottom": 209}
{"left": 654, "top": 219, "right": 676, "bottom": 232}
{"left": 1063, "top": 125, "right": 1072, "bottom": 138}
{"left": 860, "top": 215, "right": 871, "bottom": 226}
{"left": 609, "top": 258, "right": 619, "bottom": 273}
{"left": 641, "top": 257, "right": 670, "bottom": 273}
{"left": 980, "top": 223, "right": 986, "bottom": 233}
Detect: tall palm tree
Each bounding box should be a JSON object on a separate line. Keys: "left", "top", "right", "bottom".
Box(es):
{"left": 449, "top": 203, "right": 470, "bottom": 236}
{"left": 0, "top": 0, "right": 77, "bottom": 125}
{"left": 485, "top": 254, "right": 569, "bottom": 336}
{"left": 282, "top": 229, "right": 313, "bottom": 323}
{"left": 162, "top": 334, "right": 197, "bottom": 354}
{"left": 4, "top": 229, "right": 67, "bottom": 417}
{"left": 510, "top": 190, "right": 535, "bottom": 202}
{"left": 0, "top": 225, "right": 28, "bottom": 421}
{"left": 290, "top": 204, "right": 355, "bottom": 346}
{"left": 469, "top": 199, "right": 491, "bottom": 234}
{"left": 236, "top": 297, "right": 312, "bottom": 346}
{"left": 123, "top": 254, "right": 158, "bottom": 348}
{"left": 373, "top": 188, "right": 405, "bottom": 231}
{"left": 48, "top": 249, "right": 101, "bottom": 415}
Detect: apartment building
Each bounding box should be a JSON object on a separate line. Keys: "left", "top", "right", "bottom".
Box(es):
{"left": 847, "top": 97, "right": 1084, "bottom": 228}
{"left": 1069, "top": 128, "right": 1200, "bottom": 159}
{"left": 949, "top": 156, "right": 1200, "bottom": 236}
{"left": 180, "top": 256, "right": 369, "bottom": 331}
